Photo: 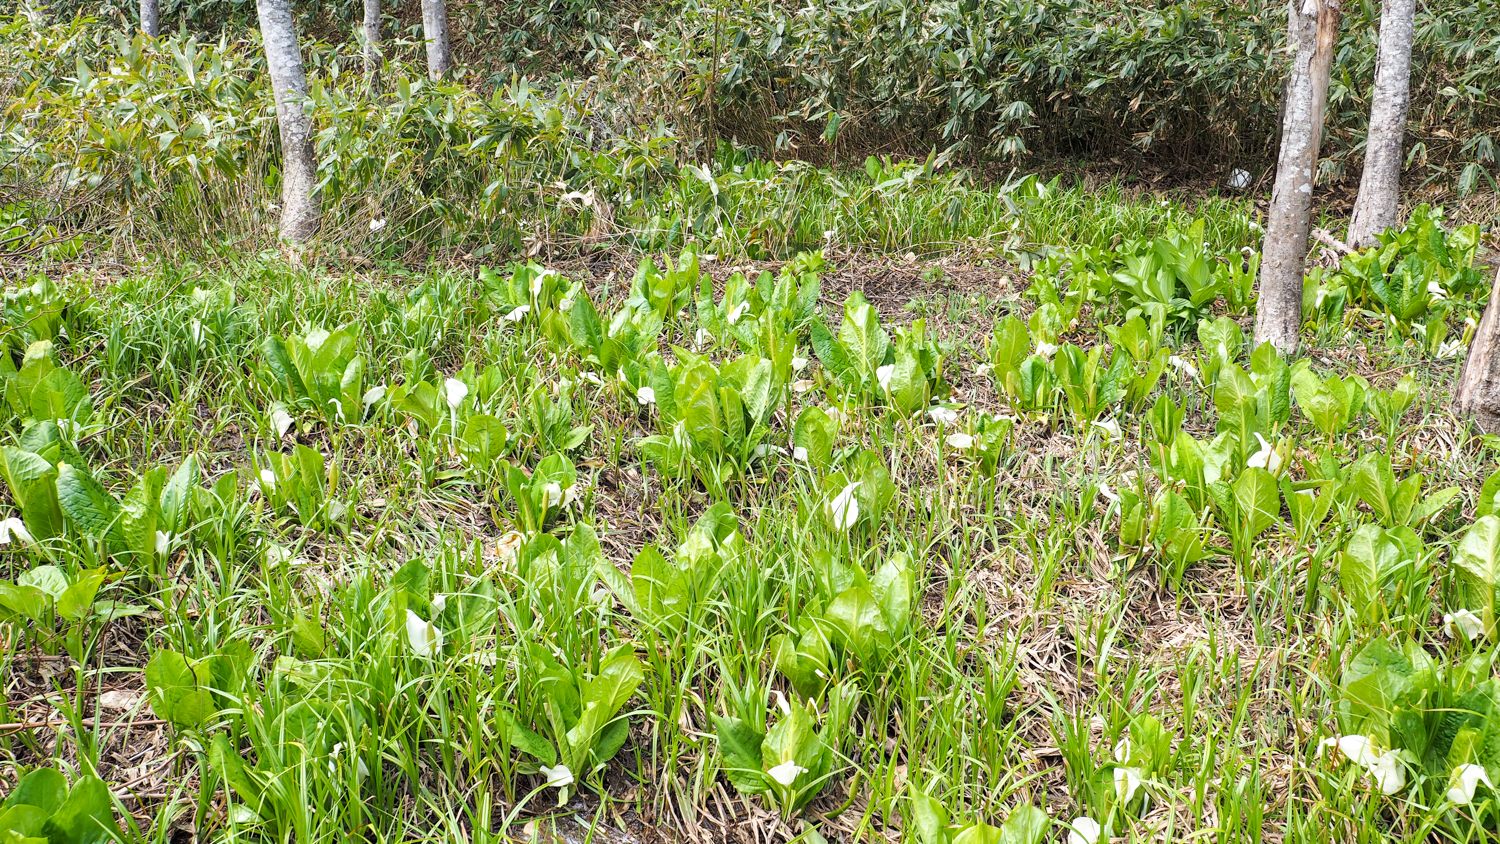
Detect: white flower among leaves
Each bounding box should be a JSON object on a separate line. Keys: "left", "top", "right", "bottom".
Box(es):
{"left": 1092, "top": 417, "right": 1122, "bottom": 440}
{"left": 540, "top": 763, "right": 574, "bottom": 789}
{"left": 155, "top": 531, "right": 172, "bottom": 556}
{"left": 270, "top": 404, "right": 294, "bottom": 438}
{"left": 1447, "top": 763, "right": 1493, "bottom": 805}
{"left": 1367, "top": 749, "right": 1406, "bottom": 795}
{"left": 1444, "top": 609, "right": 1485, "bottom": 642}
{"left": 1167, "top": 355, "right": 1199, "bottom": 380}
{"left": 766, "top": 760, "right": 807, "bottom": 787}
{"left": 1066, "top": 816, "right": 1101, "bottom": 844}
{"left": 791, "top": 356, "right": 809, "bottom": 372}
{"left": 443, "top": 378, "right": 469, "bottom": 411}
{"left": 928, "top": 406, "right": 959, "bottom": 426}
{"left": 405, "top": 610, "right": 443, "bottom": 658}
{"left": 637, "top": 386, "right": 656, "bottom": 406}
{"left": 1035, "top": 342, "right": 1058, "bottom": 358}
{"left": 503, "top": 305, "right": 531, "bottom": 323}
{"left": 1321, "top": 734, "right": 1407, "bottom": 795}
{"left": 1113, "top": 765, "right": 1143, "bottom": 804}
{"left": 828, "top": 481, "right": 862, "bottom": 531}
{"left": 876, "top": 364, "right": 895, "bottom": 392}
{"left": 1247, "top": 432, "right": 1281, "bottom": 473}
{"left": 0, "top": 517, "right": 33, "bottom": 547}
{"left": 945, "top": 432, "right": 974, "bottom": 449}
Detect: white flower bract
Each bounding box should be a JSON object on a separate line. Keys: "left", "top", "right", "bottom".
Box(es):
{"left": 828, "top": 481, "right": 862, "bottom": 531}
{"left": 1066, "top": 816, "right": 1101, "bottom": 844}
{"left": 1444, "top": 609, "right": 1485, "bottom": 642}
{"left": 767, "top": 760, "right": 807, "bottom": 787}
{"left": 405, "top": 610, "right": 443, "bottom": 658}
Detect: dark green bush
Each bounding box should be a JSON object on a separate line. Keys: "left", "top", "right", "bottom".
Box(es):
{"left": 615, "top": 0, "right": 1499, "bottom": 193}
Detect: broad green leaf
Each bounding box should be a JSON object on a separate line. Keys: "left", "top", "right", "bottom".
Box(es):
{"left": 145, "top": 649, "right": 216, "bottom": 729}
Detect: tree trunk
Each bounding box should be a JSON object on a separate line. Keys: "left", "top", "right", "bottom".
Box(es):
{"left": 1254, "top": 0, "right": 1342, "bottom": 354}
{"left": 1347, "top": 0, "right": 1415, "bottom": 247}
{"left": 421, "top": 0, "right": 451, "bottom": 80}
{"left": 140, "top": 0, "right": 160, "bottom": 36}
{"left": 256, "top": 0, "right": 320, "bottom": 243}
{"left": 1454, "top": 268, "right": 1500, "bottom": 430}
{"left": 362, "top": 0, "right": 382, "bottom": 88}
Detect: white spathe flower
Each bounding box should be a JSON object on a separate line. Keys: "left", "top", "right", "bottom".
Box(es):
{"left": 928, "top": 406, "right": 959, "bottom": 426}
{"left": 791, "top": 356, "right": 809, "bottom": 372}
{"left": 1112, "top": 737, "right": 1132, "bottom": 763}
{"left": 362, "top": 384, "right": 387, "bottom": 410}
{"left": 503, "top": 304, "right": 531, "bottom": 323}
{"left": 270, "top": 404, "right": 294, "bottom": 437}
{"left": 405, "top": 610, "right": 443, "bottom": 658}
{"left": 1167, "top": 355, "right": 1200, "bottom": 380}
{"left": 876, "top": 364, "right": 895, "bottom": 391}
{"left": 828, "top": 481, "right": 862, "bottom": 531}
{"left": 431, "top": 594, "right": 447, "bottom": 614}
{"left": 443, "top": 378, "right": 469, "bottom": 411}
{"left": 766, "top": 760, "right": 807, "bottom": 787}
{"left": 0, "top": 517, "right": 33, "bottom": 547}
{"left": 155, "top": 531, "right": 172, "bottom": 556}
{"left": 369, "top": 218, "right": 387, "bottom": 232}
{"left": 558, "top": 296, "right": 574, "bottom": 311}
{"left": 1321, "top": 734, "right": 1376, "bottom": 767}
{"left": 1448, "top": 763, "right": 1493, "bottom": 805}
{"left": 258, "top": 468, "right": 277, "bottom": 491}
{"left": 1322, "top": 735, "right": 1407, "bottom": 795}
{"left": 543, "top": 482, "right": 565, "bottom": 508}
{"left": 1092, "top": 417, "right": 1122, "bottom": 439}
{"left": 1427, "top": 280, "right": 1448, "bottom": 300}
{"left": 945, "top": 432, "right": 974, "bottom": 449}
{"left": 1247, "top": 432, "right": 1282, "bottom": 473}
{"left": 189, "top": 319, "right": 204, "bottom": 346}
{"left": 1367, "top": 749, "right": 1406, "bottom": 795}
{"left": 793, "top": 446, "right": 809, "bottom": 462}
{"left": 694, "top": 327, "right": 711, "bottom": 349}
{"left": 540, "top": 763, "right": 574, "bottom": 789}
{"left": 727, "top": 302, "right": 751, "bottom": 325}
{"left": 637, "top": 386, "right": 656, "bottom": 406}
{"left": 1066, "top": 816, "right": 1101, "bottom": 844}
{"left": 1444, "top": 609, "right": 1485, "bottom": 641}
{"left": 1035, "top": 342, "right": 1058, "bottom": 358}
{"left": 1113, "top": 766, "right": 1143, "bottom": 804}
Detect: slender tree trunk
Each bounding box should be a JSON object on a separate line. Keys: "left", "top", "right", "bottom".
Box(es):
{"left": 1255, "top": 0, "right": 1342, "bottom": 354}
{"left": 421, "top": 0, "right": 451, "bottom": 80}
{"left": 362, "top": 0, "right": 382, "bottom": 89}
{"left": 140, "top": 0, "right": 160, "bottom": 36}
{"left": 1347, "top": 0, "right": 1415, "bottom": 247}
{"left": 1454, "top": 268, "right": 1500, "bottom": 429}
{"left": 256, "top": 0, "right": 320, "bottom": 243}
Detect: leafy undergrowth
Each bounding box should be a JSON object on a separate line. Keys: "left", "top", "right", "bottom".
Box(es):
{"left": 0, "top": 206, "right": 1497, "bottom": 844}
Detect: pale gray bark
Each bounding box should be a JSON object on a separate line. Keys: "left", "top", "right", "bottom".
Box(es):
{"left": 1347, "top": 0, "right": 1415, "bottom": 247}
{"left": 362, "top": 0, "right": 382, "bottom": 85}
{"left": 1454, "top": 268, "right": 1500, "bottom": 430}
{"left": 1255, "top": 0, "right": 1341, "bottom": 354}
{"left": 256, "top": 0, "right": 321, "bottom": 243}
{"left": 422, "top": 0, "right": 452, "bottom": 80}
{"left": 140, "top": 0, "right": 160, "bottom": 36}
